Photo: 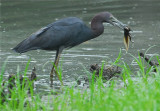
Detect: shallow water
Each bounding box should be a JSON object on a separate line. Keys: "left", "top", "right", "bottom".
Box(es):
{"left": 1, "top": 0, "right": 160, "bottom": 92}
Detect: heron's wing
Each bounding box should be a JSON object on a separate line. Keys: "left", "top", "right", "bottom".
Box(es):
{"left": 13, "top": 21, "right": 86, "bottom": 53}
{"left": 32, "top": 27, "right": 50, "bottom": 37}
{"left": 31, "top": 17, "right": 82, "bottom": 37}
{"left": 36, "top": 22, "right": 85, "bottom": 50}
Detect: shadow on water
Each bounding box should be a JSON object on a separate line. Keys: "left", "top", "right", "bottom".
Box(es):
{"left": 1, "top": 0, "right": 160, "bottom": 93}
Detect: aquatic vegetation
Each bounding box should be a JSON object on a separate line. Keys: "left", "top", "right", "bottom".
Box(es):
{"left": 0, "top": 53, "right": 160, "bottom": 111}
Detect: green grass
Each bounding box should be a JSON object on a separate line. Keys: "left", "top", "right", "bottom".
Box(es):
{"left": 1, "top": 52, "right": 160, "bottom": 111}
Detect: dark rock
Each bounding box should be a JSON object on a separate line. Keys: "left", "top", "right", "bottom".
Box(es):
{"left": 90, "top": 64, "right": 121, "bottom": 80}
{"left": 76, "top": 64, "right": 121, "bottom": 87}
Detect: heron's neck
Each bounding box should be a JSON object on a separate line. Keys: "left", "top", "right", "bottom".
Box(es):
{"left": 91, "top": 16, "right": 104, "bottom": 37}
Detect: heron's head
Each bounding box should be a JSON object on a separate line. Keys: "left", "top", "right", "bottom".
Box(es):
{"left": 103, "top": 12, "right": 131, "bottom": 51}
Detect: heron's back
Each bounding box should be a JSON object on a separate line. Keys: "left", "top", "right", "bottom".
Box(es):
{"left": 13, "top": 17, "right": 94, "bottom": 53}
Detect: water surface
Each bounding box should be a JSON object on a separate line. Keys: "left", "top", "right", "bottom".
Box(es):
{"left": 1, "top": 0, "right": 160, "bottom": 91}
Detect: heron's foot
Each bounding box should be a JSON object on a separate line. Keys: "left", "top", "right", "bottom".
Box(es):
{"left": 50, "top": 69, "right": 63, "bottom": 86}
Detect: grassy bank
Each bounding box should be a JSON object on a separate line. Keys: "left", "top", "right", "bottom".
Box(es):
{"left": 0, "top": 53, "right": 160, "bottom": 111}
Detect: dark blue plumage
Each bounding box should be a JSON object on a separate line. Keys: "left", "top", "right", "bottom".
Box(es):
{"left": 13, "top": 17, "right": 94, "bottom": 53}
{"left": 13, "top": 12, "right": 128, "bottom": 84}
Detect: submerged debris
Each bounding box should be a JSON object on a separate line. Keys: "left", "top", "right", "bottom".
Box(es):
{"left": 0, "top": 81, "right": 6, "bottom": 104}
{"left": 76, "top": 64, "right": 121, "bottom": 86}
{"left": 8, "top": 74, "right": 16, "bottom": 97}
{"left": 0, "top": 67, "right": 37, "bottom": 104}
{"left": 30, "top": 67, "right": 37, "bottom": 81}
{"left": 19, "top": 74, "right": 24, "bottom": 89}
{"left": 90, "top": 64, "right": 121, "bottom": 80}
{"left": 140, "top": 52, "right": 159, "bottom": 72}
{"left": 28, "top": 67, "right": 37, "bottom": 94}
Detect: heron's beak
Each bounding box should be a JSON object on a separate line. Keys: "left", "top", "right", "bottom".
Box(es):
{"left": 108, "top": 16, "right": 131, "bottom": 51}
{"left": 108, "top": 16, "right": 127, "bottom": 30}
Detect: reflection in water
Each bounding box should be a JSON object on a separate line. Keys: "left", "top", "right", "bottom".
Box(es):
{"left": 1, "top": 0, "right": 160, "bottom": 92}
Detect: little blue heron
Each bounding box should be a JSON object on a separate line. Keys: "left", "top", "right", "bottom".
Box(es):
{"left": 13, "top": 12, "right": 129, "bottom": 85}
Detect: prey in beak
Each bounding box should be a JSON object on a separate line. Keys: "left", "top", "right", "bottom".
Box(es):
{"left": 108, "top": 16, "right": 132, "bottom": 51}
{"left": 124, "top": 27, "right": 132, "bottom": 51}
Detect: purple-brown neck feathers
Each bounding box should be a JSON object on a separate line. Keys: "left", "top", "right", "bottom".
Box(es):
{"left": 91, "top": 12, "right": 111, "bottom": 37}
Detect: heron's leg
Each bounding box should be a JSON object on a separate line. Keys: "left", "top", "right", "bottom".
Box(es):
{"left": 50, "top": 47, "right": 63, "bottom": 85}
{"left": 50, "top": 51, "right": 59, "bottom": 78}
